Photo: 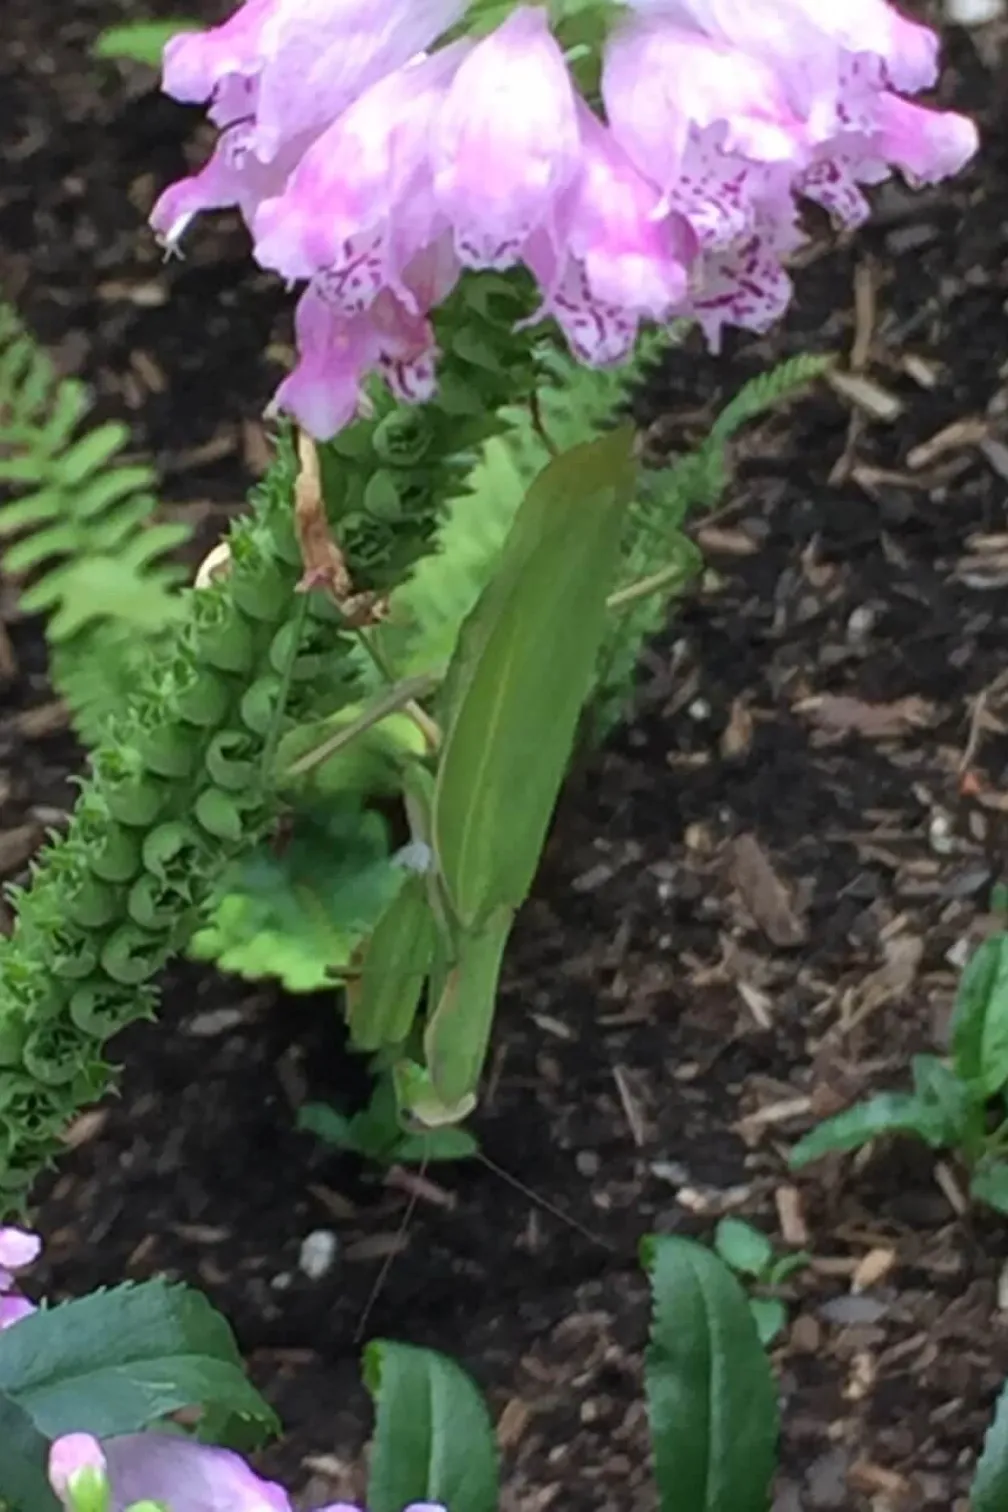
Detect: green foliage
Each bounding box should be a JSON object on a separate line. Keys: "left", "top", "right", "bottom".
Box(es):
{"left": 594, "top": 350, "right": 832, "bottom": 737}
{"left": 0, "top": 303, "right": 192, "bottom": 743}
{"left": 791, "top": 932, "right": 1008, "bottom": 1213}
{"left": 0, "top": 1393, "right": 55, "bottom": 1512}
{"left": 0, "top": 281, "right": 542, "bottom": 1210}
{"left": 974, "top": 1378, "right": 1008, "bottom": 1512}
{"left": 0, "top": 1280, "right": 276, "bottom": 1507}
{"left": 299, "top": 1074, "right": 479, "bottom": 1166}
{"left": 364, "top": 1340, "right": 499, "bottom": 1512}
{"left": 92, "top": 20, "right": 199, "bottom": 66}
{"left": 642, "top": 1234, "right": 779, "bottom": 1512}
{"left": 713, "top": 1218, "right": 809, "bottom": 1346}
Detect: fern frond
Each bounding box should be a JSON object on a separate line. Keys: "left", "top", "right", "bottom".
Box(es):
{"left": 0, "top": 302, "right": 191, "bottom": 731}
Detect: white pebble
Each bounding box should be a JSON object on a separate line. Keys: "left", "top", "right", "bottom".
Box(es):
{"left": 298, "top": 1229, "right": 339, "bottom": 1281}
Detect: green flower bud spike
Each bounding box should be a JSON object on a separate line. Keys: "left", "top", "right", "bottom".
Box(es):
{"left": 0, "top": 277, "right": 539, "bottom": 1210}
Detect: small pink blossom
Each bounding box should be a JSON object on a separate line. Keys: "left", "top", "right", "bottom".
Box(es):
{"left": 0, "top": 1224, "right": 41, "bottom": 1284}
{"left": 432, "top": 6, "right": 581, "bottom": 270}
{"left": 602, "top": 19, "right": 808, "bottom": 254}
{"left": 152, "top": 0, "right": 465, "bottom": 246}
{"left": 49, "top": 1435, "right": 108, "bottom": 1511}
{"left": 680, "top": 206, "right": 804, "bottom": 349}
{"left": 253, "top": 45, "right": 467, "bottom": 308}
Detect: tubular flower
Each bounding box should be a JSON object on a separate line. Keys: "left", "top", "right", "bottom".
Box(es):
{"left": 151, "top": 0, "right": 466, "bottom": 246}
{"left": 49, "top": 1432, "right": 449, "bottom": 1512}
{"left": 0, "top": 1223, "right": 40, "bottom": 1330}
{"left": 252, "top": 45, "right": 468, "bottom": 307}
{"left": 151, "top": 0, "right": 978, "bottom": 436}
{"left": 432, "top": 5, "right": 582, "bottom": 271}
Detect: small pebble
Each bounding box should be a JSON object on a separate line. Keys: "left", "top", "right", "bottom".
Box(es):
{"left": 299, "top": 1229, "right": 340, "bottom": 1281}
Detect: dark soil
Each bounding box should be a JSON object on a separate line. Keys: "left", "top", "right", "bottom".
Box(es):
{"left": 3, "top": 2, "right": 1008, "bottom": 1509}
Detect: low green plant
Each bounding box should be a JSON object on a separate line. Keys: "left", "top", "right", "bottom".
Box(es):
{"left": 299, "top": 1070, "right": 479, "bottom": 1167}
{"left": 0, "top": 303, "right": 192, "bottom": 742}
{"left": 791, "top": 928, "right": 1008, "bottom": 1214}
{"left": 712, "top": 1216, "right": 810, "bottom": 1345}
{"left": 0, "top": 1275, "right": 277, "bottom": 1511}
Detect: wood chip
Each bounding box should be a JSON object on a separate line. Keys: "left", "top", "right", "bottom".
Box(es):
{"left": 775, "top": 1184, "right": 809, "bottom": 1247}
{"left": 851, "top": 1246, "right": 897, "bottom": 1293}
{"left": 496, "top": 1397, "right": 532, "bottom": 1449}
{"left": 827, "top": 370, "right": 905, "bottom": 421}
{"left": 728, "top": 834, "right": 807, "bottom": 948}
{"left": 795, "top": 693, "right": 935, "bottom": 739}
{"left": 906, "top": 416, "right": 989, "bottom": 470}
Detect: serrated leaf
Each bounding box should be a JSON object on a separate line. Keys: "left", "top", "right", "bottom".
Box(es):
{"left": 713, "top": 1218, "right": 774, "bottom": 1279}
{"left": 0, "top": 1388, "right": 60, "bottom": 1512}
{"left": 973, "top": 1377, "right": 1008, "bottom": 1512}
{"left": 951, "top": 934, "right": 1008, "bottom": 1096}
{"left": 789, "top": 1092, "right": 948, "bottom": 1168}
{"left": 364, "top": 1340, "right": 498, "bottom": 1512}
{"left": 434, "top": 428, "right": 636, "bottom": 925}
{"left": 642, "top": 1235, "right": 778, "bottom": 1512}
{"left": 0, "top": 1281, "right": 277, "bottom": 1441}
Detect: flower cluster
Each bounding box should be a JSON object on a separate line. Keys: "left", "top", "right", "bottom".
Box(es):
{"left": 50, "top": 1431, "right": 448, "bottom": 1512}
{"left": 151, "top": 0, "right": 978, "bottom": 438}
{"left": 0, "top": 1223, "right": 39, "bottom": 1329}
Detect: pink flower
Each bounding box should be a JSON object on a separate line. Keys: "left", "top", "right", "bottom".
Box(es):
{"left": 253, "top": 45, "right": 467, "bottom": 309}
{"left": 269, "top": 239, "right": 455, "bottom": 437}
{"left": 602, "top": 19, "right": 808, "bottom": 253}
{"left": 681, "top": 207, "right": 803, "bottom": 349}
{"left": 50, "top": 1433, "right": 289, "bottom": 1512}
{"left": 0, "top": 1224, "right": 39, "bottom": 1331}
{"left": 618, "top": 0, "right": 939, "bottom": 100}
{"left": 0, "top": 1224, "right": 40, "bottom": 1286}
{"left": 50, "top": 1431, "right": 448, "bottom": 1512}
{"left": 49, "top": 1435, "right": 109, "bottom": 1512}
{"left": 432, "top": 6, "right": 581, "bottom": 270}
{"left": 152, "top": 0, "right": 466, "bottom": 247}
{"left": 524, "top": 103, "right": 693, "bottom": 366}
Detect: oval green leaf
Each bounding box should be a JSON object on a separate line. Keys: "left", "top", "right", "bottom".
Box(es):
{"left": 951, "top": 933, "right": 1008, "bottom": 1096}
{"left": 642, "top": 1235, "right": 778, "bottom": 1512}
{"left": 364, "top": 1340, "right": 498, "bottom": 1512}
{"left": 973, "top": 1377, "right": 1008, "bottom": 1512}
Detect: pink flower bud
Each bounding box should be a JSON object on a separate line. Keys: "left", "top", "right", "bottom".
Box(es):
{"left": 433, "top": 6, "right": 581, "bottom": 270}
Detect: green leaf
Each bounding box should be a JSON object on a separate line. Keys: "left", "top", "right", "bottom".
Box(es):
{"left": 395, "top": 1127, "right": 480, "bottom": 1163}
{"left": 0, "top": 1281, "right": 277, "bottom": 1441}
{"left": 364, "top": 1341, "right": 498, "bottom": 1512}
{"left": 92, "top": 20, "right": 201, "bottom": 66}
{"left": 642, "top": 1235, "right": 778, "bottom": 1512}
{"left": 766, "top": 1253, "right": 810, "bottom": 1287}
{"left": 789, "top": 1092, "right": 948, "bottom": 1169}
{"left": 297, "top": 1103, "right": 359, "bottom": 1152}
{"left": 973, "top": 1377, "right": 1008, "bottom": 1512}
{"left": 713, "top": 1218, "right": 774, "bottom": 1279}
{"left": 0, "top": 1388, "right": 59, "bottom": 1512}
{"left": 910, "top": 1054, "right": 984, "bottom": 1153}
{"left": 433, "top": 428, "right": 636, "bottom": 925}
{"left": 970, "top": 1159, "right": 1008, "bottom": 1216}
{"left": 748, "top": 1298, "right": 788, "bottom": 1349}
{"left": 951, "top": 934, "right": 1008, "bottom": 1096}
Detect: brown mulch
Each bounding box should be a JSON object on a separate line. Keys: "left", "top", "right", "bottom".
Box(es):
{"left": 3, "top": 2, "right": 1008, "bottom": 1510}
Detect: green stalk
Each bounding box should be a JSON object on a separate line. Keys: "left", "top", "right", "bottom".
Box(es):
{"left": 0, "top": 277, "right": 538, "bottom": 1210}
